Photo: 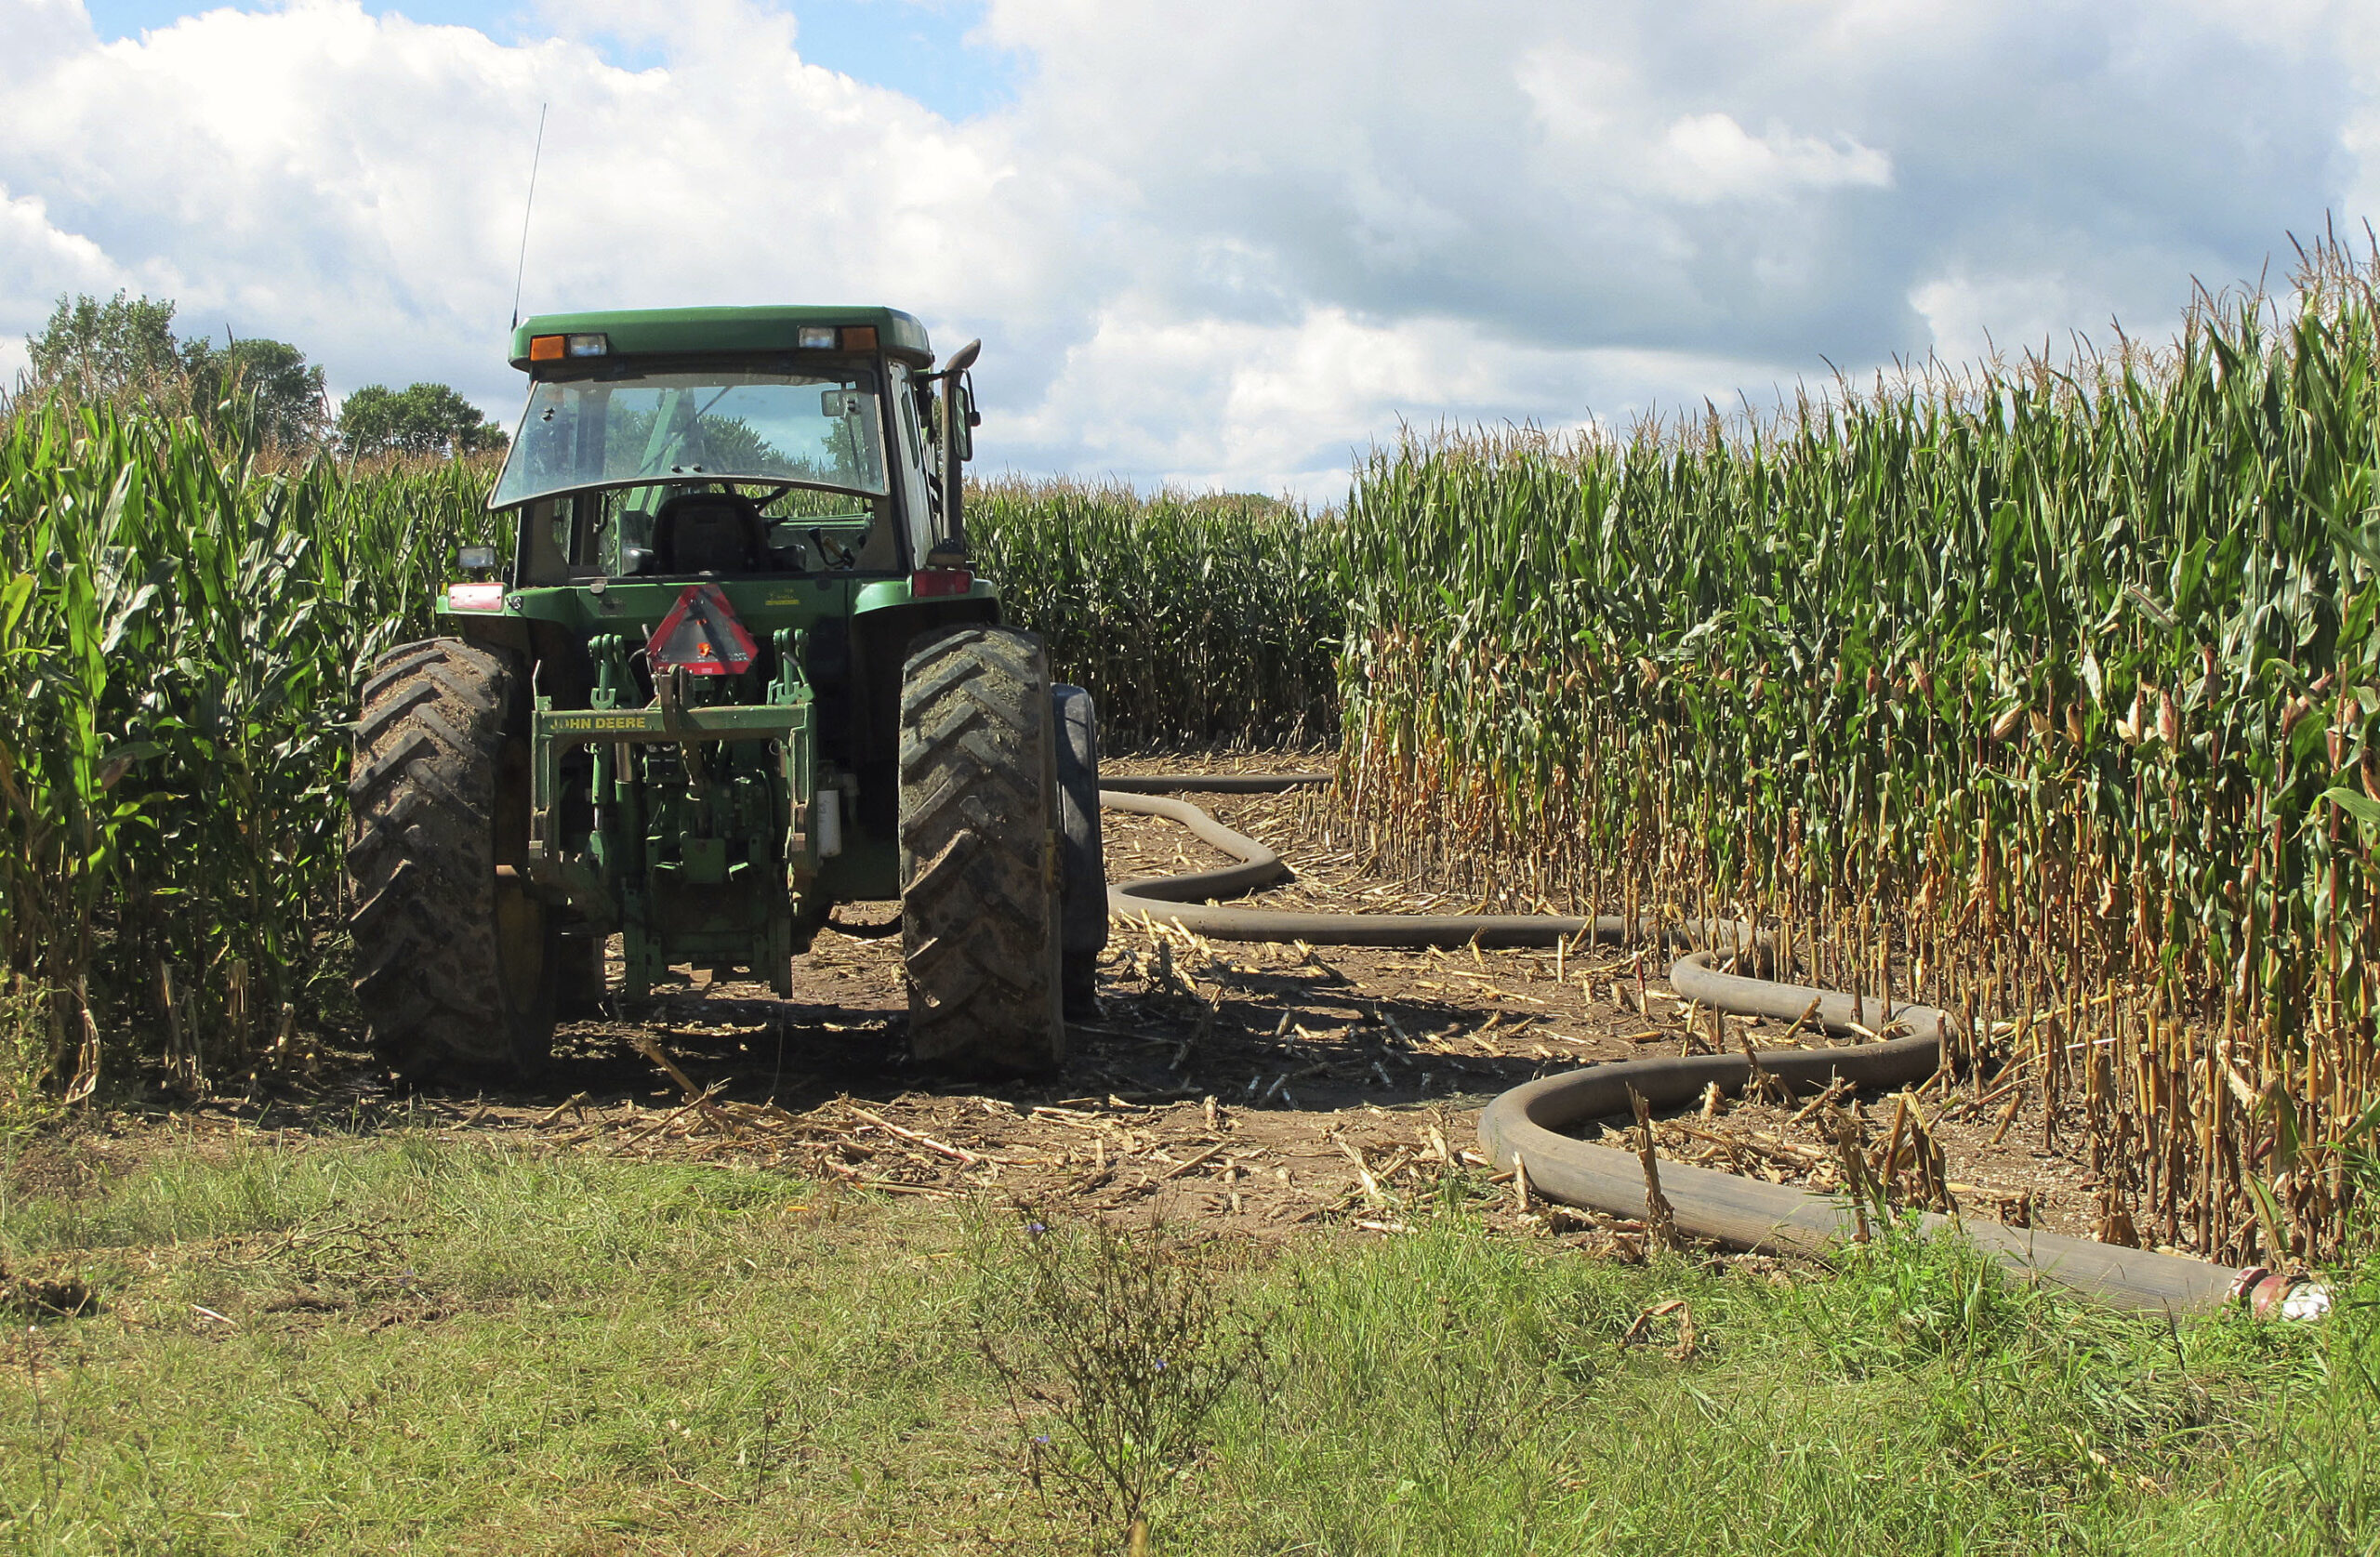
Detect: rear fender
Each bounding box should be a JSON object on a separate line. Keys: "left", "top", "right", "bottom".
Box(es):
{"left": 440, "top": 613, "right": 595, "bottom": 713}
{"left": 844, "top": 587, "right": 1002, "bottom": 832}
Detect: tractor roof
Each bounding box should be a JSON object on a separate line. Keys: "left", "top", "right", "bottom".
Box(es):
{"left": 509, "top": 305, "right": 935, "bottom": 371}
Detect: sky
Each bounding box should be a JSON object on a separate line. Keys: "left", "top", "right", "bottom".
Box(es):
{"left": 4, "top": 0, "right": 2378, "bottom": 498}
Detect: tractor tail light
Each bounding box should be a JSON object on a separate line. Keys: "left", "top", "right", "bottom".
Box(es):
{"left": 910, "top": 568, "right": 972, "bottom": 599}
{"left": 446, "top": 582, "right": 506, "bottom": 612}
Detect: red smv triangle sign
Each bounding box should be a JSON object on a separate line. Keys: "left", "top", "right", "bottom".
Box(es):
{"left": 646, "top": 583, "right": 758, "bottom": 676}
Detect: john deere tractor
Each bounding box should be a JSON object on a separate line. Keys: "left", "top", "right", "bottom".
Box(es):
{"left": 345, "top": 307, "right": 1105, "bottom": 1077}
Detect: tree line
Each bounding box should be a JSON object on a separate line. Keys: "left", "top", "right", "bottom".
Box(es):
{"left": 15, "top": 291, "right": 508, "bottom": 458}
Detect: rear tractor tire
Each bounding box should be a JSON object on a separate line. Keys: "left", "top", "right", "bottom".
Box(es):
{"left": 897, "top": 627, "right": 1065, "bottom": 1075}
{"left": 347, "top": 638, "right": 557, "bottom": 1079}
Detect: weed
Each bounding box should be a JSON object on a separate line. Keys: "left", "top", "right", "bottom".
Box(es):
{"left": 1805, "top": 1214, "right": 2044, "bottom": 1372}
{"left": 970, "top": 1204, "right": 1269, "bottom": 1554}
{"left": 0, "top": 979, "right": 60, "bottom": 1144}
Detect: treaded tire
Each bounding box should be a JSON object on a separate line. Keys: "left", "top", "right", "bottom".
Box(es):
{"left": 347, "top": 638, "right": 556, "bottom": 1079}
{"left": 1052, "top": 685, "right": 1106, "bottom": 1021}
{"left": 898, "top": 627, "right": 1064, "bottom": 1075}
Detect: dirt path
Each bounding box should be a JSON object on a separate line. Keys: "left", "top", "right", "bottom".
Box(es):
{"left": 39, "top": 756, "right": 2120, "bottom": 1258}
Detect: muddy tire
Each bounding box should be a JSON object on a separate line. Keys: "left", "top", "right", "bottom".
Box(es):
{"left": 347, "top": 638, "right": 555, "bottom": 1078}
{"left": 1052, "top": 684, "right": 1106, "bottom": 1021}
{"left": 897, "top": 627, "right": 1064, "bottom": 1074}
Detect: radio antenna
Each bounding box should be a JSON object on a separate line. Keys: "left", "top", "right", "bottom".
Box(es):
{"left": 509, "top": 102, "right": 549, "bottom": 331}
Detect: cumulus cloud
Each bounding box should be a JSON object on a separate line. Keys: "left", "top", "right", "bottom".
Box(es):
{"left": 0, "top": 2, "right": 1053, "bottom": 398}
{"left": 0, "top": 0, "right": 2373, "bottom": 495}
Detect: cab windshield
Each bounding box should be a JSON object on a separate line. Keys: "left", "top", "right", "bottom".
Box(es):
{"left": 489, "top": 366, "right": 890, "bottom": 508}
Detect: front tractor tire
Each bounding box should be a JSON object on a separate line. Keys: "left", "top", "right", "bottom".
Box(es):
{"left": 347, "top": 638, "right": 557, "bottom": 1079}
{"left": 897, "top": 627, "right": 1065, "bottom": 1075}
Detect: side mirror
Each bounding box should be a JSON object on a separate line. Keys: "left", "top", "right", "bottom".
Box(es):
{"left": 929, "top": 337, "right": 983, "bottom": 557}
{"left": 951, "top": 377, "right": 976, "bottom": 463}
{"left": 456, "top": 544, "right": 499, "bottom": 573}
{"left": 939, "top": 373, "right": 971, "bottom": 555}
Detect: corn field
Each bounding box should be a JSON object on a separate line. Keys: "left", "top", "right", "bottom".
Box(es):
{"left": 971, "top": 479, "right": 1342, "bottom": 749}
{"left": 14, "top": 256, "right": 2380, "bottom": 1263}
{"left": 1338, "top": 243, "right": 2380, "bottom": 1262}
{"left": 0, "top": 407, "right": 501, "bottom": 1093}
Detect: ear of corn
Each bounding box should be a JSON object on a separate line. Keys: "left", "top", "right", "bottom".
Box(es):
{"left": 1337, "top": 239, "right": 2380, "bottom": 1262}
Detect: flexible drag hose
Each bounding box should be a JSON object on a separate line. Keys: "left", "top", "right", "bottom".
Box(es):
{"left": 1101, "top": 778, "right": 2242, "bottom": 1313}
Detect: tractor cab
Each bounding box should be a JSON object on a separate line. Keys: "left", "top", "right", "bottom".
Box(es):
{"left": 488, "top": 310, "right": 952, "bottom": 587}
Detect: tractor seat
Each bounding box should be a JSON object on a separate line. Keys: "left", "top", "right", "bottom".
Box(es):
{"left": 652, "top": 491, "right": 768, "bottom": 574}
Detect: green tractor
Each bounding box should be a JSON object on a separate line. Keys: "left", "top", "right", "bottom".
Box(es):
{"left": 345, "top": 306, "right": 1106, "bottom": 1077}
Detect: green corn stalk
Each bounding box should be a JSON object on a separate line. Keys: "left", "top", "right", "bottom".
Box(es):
{"left": 972, "top": 478, "right": 1345, "bottom": 751}
{"left": 0, "top": 422, "right": 1334, "bottom": 1091}
{"left": 0, "top": 402, "right": 498, "bottom": 1087}
{"left": 1335, "top": 237, "right": 2380, "bottom": 1260}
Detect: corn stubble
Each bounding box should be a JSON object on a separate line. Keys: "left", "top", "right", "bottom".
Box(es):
{"left": 1336, "top": 236, "right": 2380, "bottom": 1264}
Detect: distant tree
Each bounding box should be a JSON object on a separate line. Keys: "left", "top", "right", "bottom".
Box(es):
{"left": 23, "top": 291, "right": 331, "bottom": 448}
{"left": 334, "top": 385, "right": 404, "bottom": 454}
{"left": 186, "top": 336, "right": 329, "bottom": 448}
{"left": 25, "top": 291, "right": 188, "bottom": 393}
{"left": 337, "top": 382, "right": 508, "bottom": 458}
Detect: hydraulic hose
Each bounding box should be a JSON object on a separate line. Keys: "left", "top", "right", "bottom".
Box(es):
{"left": 1100, "top": 777, "right": 2246, "bottom": 1314}
{"left": 1104, "top": 789, "right": 1745, "bottom": 953}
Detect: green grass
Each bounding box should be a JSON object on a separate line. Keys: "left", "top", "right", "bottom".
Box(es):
{"left": 1, "top": 1135, "right": 994, "bottom": 1552}
{"left": 0, "top": 988, "right": 60, "bottom": 1152}
{"left": 1, "top": 1132, "right": 2373, "bottom": 1554}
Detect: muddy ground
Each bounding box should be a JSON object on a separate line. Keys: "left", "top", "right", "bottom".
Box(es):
{"left": 30, "top": 756, "right": 2128, "bottom": 1259}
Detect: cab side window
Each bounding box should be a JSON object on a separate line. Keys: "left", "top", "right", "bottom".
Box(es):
{"left": 518, "top": 496, "right": 571, "bottom": 583}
